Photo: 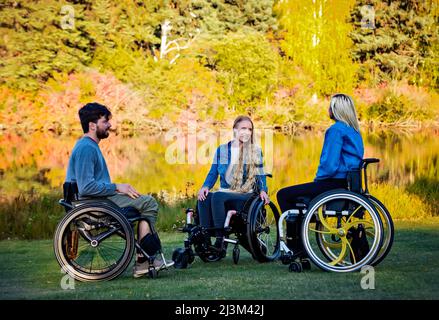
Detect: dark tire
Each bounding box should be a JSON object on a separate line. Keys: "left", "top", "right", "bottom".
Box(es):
{"left": 289, "top": 262, "right": 302, "bottom": 273}
{"left": 247, "top": 199, "right": 280, "bottom": 262}
{"left": 54, "top": 204, "right": 135, "bottom": 282}
{"left": 172, "top": 248, "right": 189, "bottom": 269}
{"left": 301, "top": 259, "right": 311, "bottom": 270}
{"left": 148, "top": 267, "right": 158, "bottom": 279}
{"left": 187, "top": 248, "right": 195, "bottom": 264}
{"left": 232, "top": 246, "right": 240, "bottom": 264}
{"left": 368, "top": 196, "right": 394, "bottom": 266}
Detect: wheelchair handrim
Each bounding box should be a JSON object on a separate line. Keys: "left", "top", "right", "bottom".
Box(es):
{"left": 302, "top": 192, "right": 383, "bottom": 272}
{"left": 54, "top": 205, "right": 135, "bottom": 282}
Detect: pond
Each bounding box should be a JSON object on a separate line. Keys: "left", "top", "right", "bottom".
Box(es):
{"left": 0, "top": 127, "right": 437, "bottom": 205}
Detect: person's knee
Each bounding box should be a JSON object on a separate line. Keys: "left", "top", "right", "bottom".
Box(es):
{"left": 211, "top": 191, "right": 227, "bottom": 203}
{"left": 139, "top": 194, "right": 159, "bottom": 213}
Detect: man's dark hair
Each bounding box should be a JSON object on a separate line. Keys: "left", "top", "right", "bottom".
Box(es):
{"left": 78, "top": 103, "right": 112, "bottom": 133}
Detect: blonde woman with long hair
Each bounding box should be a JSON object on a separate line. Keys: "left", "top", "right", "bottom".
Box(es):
{"left": 198, "top": 116, "right": 269, "bottom": 252}
{"left": 277, "top": 94, "right": 364, "bottom": 212}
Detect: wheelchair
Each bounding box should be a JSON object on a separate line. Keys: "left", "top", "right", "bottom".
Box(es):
{"left": 172, "top": 175, "right": 281, "bottom": 268}
{"left": 277, "top": 158, "right": 394, "bottom": 273}
{"left": 53, "top": 182, "right": 171, "bottom": 282}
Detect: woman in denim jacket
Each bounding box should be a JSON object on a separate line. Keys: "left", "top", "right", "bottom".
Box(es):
{"left": 277, "top": 94, "right": 364, "bottom": 213}
{"left": 197, "top": 116, "right": 270, "bottom": 251}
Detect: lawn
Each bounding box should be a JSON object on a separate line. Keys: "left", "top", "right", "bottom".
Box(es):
{"left": 1, "top": 219, "right": 438, "bottom": 300}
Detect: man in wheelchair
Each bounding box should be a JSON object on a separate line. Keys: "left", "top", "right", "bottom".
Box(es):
{"left": 64, "top": 102, "right": 173, "bottom": 278}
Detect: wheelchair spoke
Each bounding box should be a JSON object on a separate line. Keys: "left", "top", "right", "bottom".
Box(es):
{"left": 317, "top": 207, "right": 337, "bottom": 232}
{"left": 343, "top": 219, "right": 374, "bottom": 231}
{"left": 309, "top": 228, "right": 335, "bottom": 235}
{"left": 68, "top": 225, "right": 126, "bottom": 273}
{"left": 346, "top": 239, "right": 356, "bottom": 264}
{"left": 366, "top": 230, "right": 375, "bottom": 237}
{"left": 329, "top": 238, "right": 348, "bottom": 266}
{"left": 345, "top": 205, "right": 364, "bottom": 225}
{"left": 320, "top": 236, "right": 343, "bottom": 249}
{"left": 96, "top": 247, "right": 117, "bottom": 270}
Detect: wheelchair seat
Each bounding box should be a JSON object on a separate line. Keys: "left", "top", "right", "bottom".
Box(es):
{"left": 60, "top": 182, "right": 142, "bottom": 219}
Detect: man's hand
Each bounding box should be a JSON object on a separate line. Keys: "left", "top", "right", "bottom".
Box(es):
{"left": 198, "top": 186, "right": 209, "bottom": 201}
{"left": 260, "top": 190, "right": 270, "bottom": 205}
{"left": 116, "top": 183, "right": 140, "bottom": 199}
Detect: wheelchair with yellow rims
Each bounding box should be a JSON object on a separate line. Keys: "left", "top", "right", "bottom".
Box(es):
{"left": 278, "top": 158, "right": 394, "bottom": 273}
{"left": 172, "top": 174, "right": 281, "bottom": 268}
{"left": 54, "top": 182, "right": 171, "bottom": 281}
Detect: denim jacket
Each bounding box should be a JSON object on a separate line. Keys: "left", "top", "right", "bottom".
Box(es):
{"left": 315, "top": 121, "right": 364, "bottom": 181}
{"left": 202, "top": 141, "right": 268, "bottom": 193}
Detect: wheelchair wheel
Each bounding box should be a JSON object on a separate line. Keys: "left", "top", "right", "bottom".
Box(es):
{"left": 247, "top": 199, "right": 280, "bottom": 262}
{"left": 232, "top": 245, "right": 240, "bottom": 264}
{"left": 368, "top": 196, "right": 394, "bottom": 266}
{"left": 172, "top": 247, "right": 195, "bottom": 269}
{"left": 302, "top": 190, "right": 383, "bottom": 272}
{"left": 54, "top": 204, "right": 135, "bottom": 282}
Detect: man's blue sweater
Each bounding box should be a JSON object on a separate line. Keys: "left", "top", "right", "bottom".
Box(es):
{"left": 65, "top": 136, "right": 117, "bottom": 197}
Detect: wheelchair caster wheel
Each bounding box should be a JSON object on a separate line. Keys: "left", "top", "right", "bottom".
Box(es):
{"left": 148, "top": 267, "right": 158, "bottom": 279}
{"left": 187, "top": 248, "right": 195, "bottom": 264}
{"left": 289, "top": 262, "right": 303, "bottom": 273}
{"left": 232, "top": 246, "right": 240, "bottom": 264}
{"left": 172, "top": 248, "right": 189, "bottom": 269}
{"left": 301, "top": 259, "right": 311, "bottom": 270}
{"left": 280, "top": 253, "right": 293, "bottom": 265}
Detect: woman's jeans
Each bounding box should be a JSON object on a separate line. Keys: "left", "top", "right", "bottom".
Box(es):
{"left": 198, "top": 191, "right": 253, "bottom": 232}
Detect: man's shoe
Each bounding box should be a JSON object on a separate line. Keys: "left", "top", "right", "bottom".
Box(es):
{"left": 133, "top": 260, "right": 149, "bottom": 278}
{"left": 153, "top": 255, "right": 175, "bottom": 270}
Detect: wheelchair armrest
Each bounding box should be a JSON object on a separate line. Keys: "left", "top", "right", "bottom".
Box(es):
{"left": 265, "top": 173, "right": 273, "bottom": 178}
{"left": 361, "top": 158, "right": 379, "bottom": 168}
{"left": 59, "top": 199, "right": 73, "bottom": 210}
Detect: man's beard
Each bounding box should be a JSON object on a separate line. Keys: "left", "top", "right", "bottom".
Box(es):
{"left": 96, "top": 128, "right": 110, "bottom": 139}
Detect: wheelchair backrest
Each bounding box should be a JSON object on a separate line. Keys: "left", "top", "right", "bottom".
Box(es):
{"left": 346, "top": 168, "right": 362, "bottom": 194}
{"left": 63, "top": 182, "right": 79, "bottom": 203}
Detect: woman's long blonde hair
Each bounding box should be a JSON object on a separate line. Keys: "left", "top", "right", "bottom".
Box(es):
{"left": 330, "top": 94, "right": 360, "bottom": 132}
{"left": 229, "top": 116, "right": 261, "bottom": 193}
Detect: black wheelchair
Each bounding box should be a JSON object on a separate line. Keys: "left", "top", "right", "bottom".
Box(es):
{"left": 172, "top": 175, "right": 281, "bottom": 268}
{"left": 53, "top": 182, "right": 170, "bottom": 281}
{"left": 278, "top": 158, "right": 394, "bottom": 273}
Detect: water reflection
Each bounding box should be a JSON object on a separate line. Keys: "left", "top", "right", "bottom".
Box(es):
{"left": 0, "top": 129, "right": 438, "bottom": 204}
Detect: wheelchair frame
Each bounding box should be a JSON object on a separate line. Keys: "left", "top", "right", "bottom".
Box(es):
{"left": 172, "top": 179, "right": 281, "bottom": 268}
{"left": 277, "top": 158, "right": 394, "bottom": 273}
{"left": 54, "top": 182, "right": 170, "bottom": 281}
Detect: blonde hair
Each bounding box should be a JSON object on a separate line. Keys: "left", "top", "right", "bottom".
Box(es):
{"left": 330, "top": 94, "right": 360, "bottom": 132}
{"left": 229, "top": 116, "right": 260, "bottom": 193}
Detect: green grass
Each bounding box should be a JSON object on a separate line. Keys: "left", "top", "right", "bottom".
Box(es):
{"left": 1, "top": 219, "right": 438, "bottom": 300}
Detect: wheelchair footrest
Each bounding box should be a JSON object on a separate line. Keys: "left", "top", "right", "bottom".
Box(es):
{"left": 224, "top": 238, "right": 238, "bottom": 245}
